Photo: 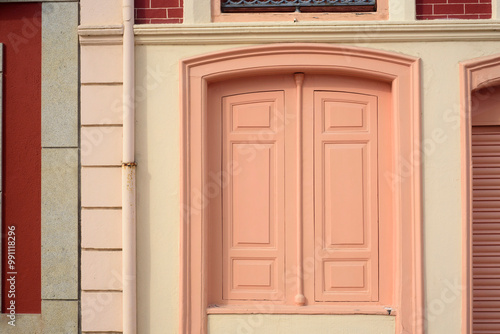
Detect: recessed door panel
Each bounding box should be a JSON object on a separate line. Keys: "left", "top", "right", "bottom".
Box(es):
{"left": 325, "top": 143, "right": 367, "bottom": 246}
{"left": 324, "top": 260, "right": 368, "bottom": 291}
{"left": 231, "top": 144, "right": 273, "bottom": 246}
{"left": 324, "top": 101, "right": 367, "bottom": 131}
{"left": 232, "top": 102, "right": 273, "bottom": 131}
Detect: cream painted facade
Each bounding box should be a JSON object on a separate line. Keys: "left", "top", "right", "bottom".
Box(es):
{"left": 79, "top": 1, "right": 500, "bottom": 333}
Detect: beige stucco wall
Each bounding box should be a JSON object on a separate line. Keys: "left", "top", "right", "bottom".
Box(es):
{"left": 208, "top": 314, "right": 395, "bottom": 333}
{"left": 132, "top": 39, "right": 500, "bottom": 333}
{"left": 77, "top": 2, "right": 500, "bottom": 332}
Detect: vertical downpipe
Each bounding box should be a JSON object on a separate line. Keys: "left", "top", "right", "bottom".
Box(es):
{"left": 294, "top": 73, "right": 306, "bottom": 306}
{"left": 122, "top": 0, "right": 136, "bottom": 333}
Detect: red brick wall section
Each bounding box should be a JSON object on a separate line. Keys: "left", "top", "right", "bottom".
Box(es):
{"left": 135, "top": 0, "right": 183, "bottom": 24}
{"left": 417, "top": 0, "right": 491, "bottom": 20}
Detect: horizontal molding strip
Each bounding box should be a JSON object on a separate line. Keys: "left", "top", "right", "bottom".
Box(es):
{"left": 207, "top": 304, "right": 397, "bottom": 315}
{"left": 79, "top": 25, "right": 124, "bottom": 45}
{"left": 132, "top": 21, "right": 500, "bottom": 44}
{"left": 78, "top": 21, "right": 500, "bottom": 45}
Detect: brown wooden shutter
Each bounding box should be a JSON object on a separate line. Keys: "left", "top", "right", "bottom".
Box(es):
{"left": 472, "top": 126, "right": 500, "bottom": 333}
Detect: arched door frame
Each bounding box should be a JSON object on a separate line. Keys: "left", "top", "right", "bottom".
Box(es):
{"left": 460, "top": 54, "right": 500, "bottom": 334}
{"left": 180, "top": 43, "right": 422, "bottom": 334}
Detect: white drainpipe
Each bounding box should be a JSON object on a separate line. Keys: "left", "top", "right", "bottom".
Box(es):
{"left": 122, "top": 0, "right": 136, "bottom": 333}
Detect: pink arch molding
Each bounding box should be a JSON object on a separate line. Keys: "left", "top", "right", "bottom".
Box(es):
{"left": 180, "top": 44, "right": 423, "bottom": 334}
{"left": 460, "top": 53, "right": 500, "bottom": 334}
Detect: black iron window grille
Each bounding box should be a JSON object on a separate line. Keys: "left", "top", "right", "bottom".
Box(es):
{"left": 221, "top": 0, "right": 376, "bottom": 13}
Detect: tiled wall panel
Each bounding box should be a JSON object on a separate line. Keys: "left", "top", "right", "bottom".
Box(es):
{"left": 80, "top": 3, "right": 125, "bottom": 328}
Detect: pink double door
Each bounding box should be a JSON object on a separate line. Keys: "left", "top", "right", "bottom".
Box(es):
{"left": 207, "top": 73, "right": 394, "bottom": 308}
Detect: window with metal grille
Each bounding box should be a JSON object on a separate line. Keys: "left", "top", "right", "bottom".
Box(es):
{"left": 221, "top": 0, "right": 376, "bottom": 13}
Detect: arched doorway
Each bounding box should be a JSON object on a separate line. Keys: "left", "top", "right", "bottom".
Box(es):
{"left": 180, "top": 44, "right": 422, "bottom": 334}
{"left": 461, "top": 54, "right": 500, "bottom": 334}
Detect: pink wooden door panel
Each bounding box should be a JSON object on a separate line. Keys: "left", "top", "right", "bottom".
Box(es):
{"left": 313, "top": 91, "right": 379, "bottom": 302}
{"left": 210, "top": 74, "right": 390, "bottom": 308}
{"left": 472, "top": 126, "right": 500, "bottom": 333}
{"left": 222, "top": 91, "right": 286, "bottom": 301}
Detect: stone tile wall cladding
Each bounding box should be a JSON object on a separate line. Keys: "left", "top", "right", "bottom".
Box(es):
{"left": 416, "top": 0, "right": 492, "bottom": 20}
{"left": 0, "top": 1, "right": 79, "bottom": 332}
{"left": 134, "top": 0, "right": 183, "bottom": 24}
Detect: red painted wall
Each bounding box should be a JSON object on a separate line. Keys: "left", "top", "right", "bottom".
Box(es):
{"left": 417, "top": 0, "right": 492, "bottom": 20}
{"left": 0, "top": 3, "right": 42, "bottom": 314}
{"left": 135, "top": 0, "right": 183, "bottom": 24}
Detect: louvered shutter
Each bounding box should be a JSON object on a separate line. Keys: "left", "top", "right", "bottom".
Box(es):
{"left": 472, "top": 126, "right": 500, "bottom": 333}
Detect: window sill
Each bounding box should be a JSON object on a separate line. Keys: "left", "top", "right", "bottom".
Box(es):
{"left": 212, "top": 0, "right": 387, "bottom": 22}
{"left": 212, "top": 11, "right": 387, "bottom": 23}
{"left": 207, "top": 304, "right": 397, "bottom": 315}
